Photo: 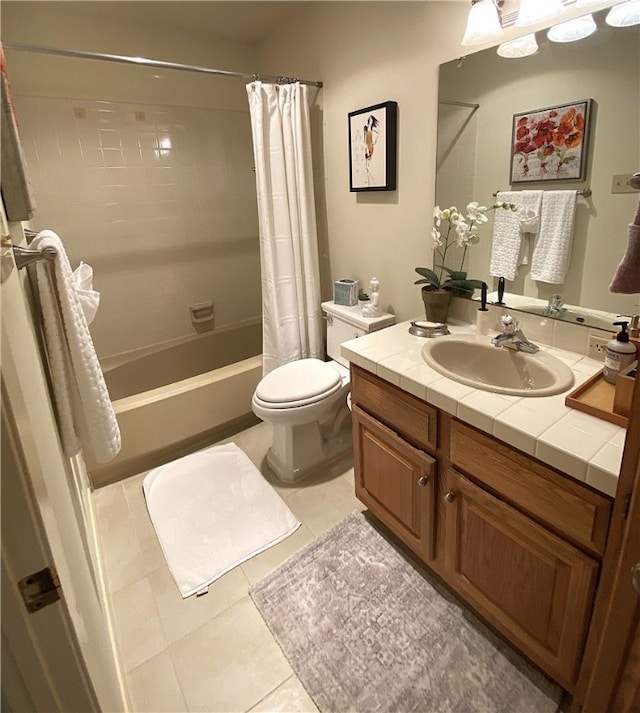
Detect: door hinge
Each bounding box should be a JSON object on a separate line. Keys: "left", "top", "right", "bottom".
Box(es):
{"left": 18, "top": 567, "right": 61, "bottom": 613}
{"left": 624, "top": 492, "right": 632, "bottom": 520}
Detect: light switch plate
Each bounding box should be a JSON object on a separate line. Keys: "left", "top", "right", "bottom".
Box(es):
{"left": 611, "top": 174, "right": 639, "bottom": 194}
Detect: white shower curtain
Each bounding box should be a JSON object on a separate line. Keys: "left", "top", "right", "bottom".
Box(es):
{"left": 246, "top": 81, "right": 324, "bottom": 376}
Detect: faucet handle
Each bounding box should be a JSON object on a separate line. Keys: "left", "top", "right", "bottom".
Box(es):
{"left": 500, "top": 313, "right": 518, "bottom": 333}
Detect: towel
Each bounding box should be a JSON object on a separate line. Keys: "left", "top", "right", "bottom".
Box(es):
{"left": 72, "top": 261, "right": 100, "bottom": 325}
{"left": 609, "top": 196, "right": 640, "bottom": 293}
{"left": 530, "top": 190, "right": 578, "bottom": 284}
{"left": 489, "top": 190, "right": 543, "bottom": 280}
{"left": 31, "top": 230, "right": 121, "bottom": 463}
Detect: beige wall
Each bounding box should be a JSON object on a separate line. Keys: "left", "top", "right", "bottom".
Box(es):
{"left": 255, "top": 2, "right": 470, "bottom": 321}
{"left": 1, "top": 3, "right": 253, "bottom": 110}
{"left": 253, "top": 1, "right": 626, "bottom": 322}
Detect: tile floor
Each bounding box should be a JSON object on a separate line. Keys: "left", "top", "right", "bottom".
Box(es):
{"left": 92, "top": 421, "right": 365, "bottom": 712}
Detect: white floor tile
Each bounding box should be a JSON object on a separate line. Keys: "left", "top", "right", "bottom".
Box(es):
{"left": 169, "top": 597, "right": 293, "bottom": 712}
{"left": 149, "top": 564, "right": 250, "bottom": 644}
{"left": 248, "top": 675, "right": 319, "bottom": 713}
{"left": 126, "top": 651, "right": 188, "bottom": 712}
{"left": 111, "top": 577, "right": 167, "bottom": 672}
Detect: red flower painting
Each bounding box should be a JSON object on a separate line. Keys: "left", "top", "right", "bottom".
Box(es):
{"left": 510, "top": 100, "right": 591, "bottom": 183}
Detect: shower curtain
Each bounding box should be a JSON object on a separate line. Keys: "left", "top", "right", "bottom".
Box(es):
{"left": 247, "top": 81, "right": 323, "bottom": 375}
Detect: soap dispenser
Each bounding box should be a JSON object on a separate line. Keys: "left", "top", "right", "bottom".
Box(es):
{"left": 603, "top": 321, "right": 637, "bottom": 384}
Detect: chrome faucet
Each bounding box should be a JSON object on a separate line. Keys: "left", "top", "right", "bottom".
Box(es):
{"left": 491, "top": 314, "right": 539, "bottom": 353}
{"left": 543, "top": 294, "right": 566, "bottom": 318}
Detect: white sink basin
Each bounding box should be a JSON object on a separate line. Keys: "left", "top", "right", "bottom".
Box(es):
{"left": 421, "top": 335, "right": 575, "bottom": 397}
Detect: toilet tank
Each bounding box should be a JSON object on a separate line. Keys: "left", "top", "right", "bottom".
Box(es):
{"left": 321, "top": 301, "right": 396, "bottom": 367}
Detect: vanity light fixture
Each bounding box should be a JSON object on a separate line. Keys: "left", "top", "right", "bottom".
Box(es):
{"left": 605, "top": 0, "right": 640, "bottom": 27}
{"left": 547, "top": 13, "right": 598, "bottom": 41}
{"left": 497, "top": 33, "right": 539, "bottom": 57}
{"left": 515, "top": 0, "right": 565, "bottom": 27}
{"left": 461, "top": 0, "right": 504, "bottom": 46}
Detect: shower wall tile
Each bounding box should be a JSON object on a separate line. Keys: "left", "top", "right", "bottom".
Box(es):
{"left": 16, "top": 94, "right": 260, "bottom": 358}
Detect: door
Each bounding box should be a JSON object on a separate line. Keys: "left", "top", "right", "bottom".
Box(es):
{"left": 1, "top": 223, "right": 126, "bottom": 711}
{"left": 577, "top": 370, "right": 640, "bottom": 712}
{"left": 2, "top": 401, "right": 99, "bottom": 712}
{"left": 353, "top": 405, "right": 436, "bottom": 561}
{"left": 443, "top": 468, "right": 598, "bottom": 691}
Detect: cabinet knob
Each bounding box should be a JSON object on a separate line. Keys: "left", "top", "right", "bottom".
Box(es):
{"left": 417, "top": 475, "right": 429, "bottom": 487}
{"left": 443, "top": 491, "right": 456, "bottom": 504}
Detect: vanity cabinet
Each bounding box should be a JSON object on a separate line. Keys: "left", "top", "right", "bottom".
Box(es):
{"left": 443, "top": 467, "right": 598, "bottom": 690}
{"left": 349, "top": 364, "right": 613, "bottom": 693}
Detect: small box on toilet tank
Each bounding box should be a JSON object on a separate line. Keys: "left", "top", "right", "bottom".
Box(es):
{"left": 333, "top": 279, "right": 359, "bottom": 306}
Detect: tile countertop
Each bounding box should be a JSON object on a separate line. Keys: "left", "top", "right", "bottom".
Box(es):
{"left": 341, "top": 320, "right": 627, "bottom": 499}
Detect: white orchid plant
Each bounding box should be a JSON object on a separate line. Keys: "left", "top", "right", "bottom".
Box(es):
{"left": 415, "top": 200, "right": 517, "bottom": 295}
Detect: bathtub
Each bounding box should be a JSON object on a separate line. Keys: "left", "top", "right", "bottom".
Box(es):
{"left": 87, "top": 320, "right": 263, "bottom": 488}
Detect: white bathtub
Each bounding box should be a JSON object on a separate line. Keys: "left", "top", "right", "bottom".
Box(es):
{"left": 88, "top": 320, "right": 263, "bottom": 487}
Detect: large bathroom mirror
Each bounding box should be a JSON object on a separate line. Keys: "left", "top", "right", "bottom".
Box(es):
{"left": 436, "top": 8, "right": 639, "bottom": 329}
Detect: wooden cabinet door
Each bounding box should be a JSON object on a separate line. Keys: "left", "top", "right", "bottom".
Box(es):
{"left": 353, "top": 405, "right": 436, "bottom": 562}
{"left": 443, "top": 468, "right": 598, "bottom": 692}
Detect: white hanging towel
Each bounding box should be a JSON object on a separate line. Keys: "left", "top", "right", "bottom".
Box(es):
{"left": 31, "top": 230, "right": 121, "bottom": 463}
{"left": 530, "top": 190, "right": 578, "bottom": 284}
{"left": 489, "top": 190, "right": 542, "bottom": 281}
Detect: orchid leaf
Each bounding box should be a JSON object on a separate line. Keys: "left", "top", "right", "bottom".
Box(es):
{"left": 414, "top": 267, "right": 440, "bottom": 287}
{"left": 442, "top": 267, "right": 467, "bottom": 281}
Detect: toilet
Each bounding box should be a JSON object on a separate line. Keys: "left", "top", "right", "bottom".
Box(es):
{"left": 252, "top": 300, "right": 395, "bottom": 483}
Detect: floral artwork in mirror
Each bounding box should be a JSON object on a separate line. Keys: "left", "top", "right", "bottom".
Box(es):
{"left": 348, "top": 101, "right": 397, "bottom": 192}
{"left": 510, "top": 99, "right": 593, "bottom": 184}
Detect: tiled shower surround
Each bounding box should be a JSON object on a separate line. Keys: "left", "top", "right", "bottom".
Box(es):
{"left": 16, "top": 95, "right": 262, "bottom": 359}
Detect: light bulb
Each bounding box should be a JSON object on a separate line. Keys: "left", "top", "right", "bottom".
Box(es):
{"left": 547, "top": 14, "right": 598, "bottom": 42}
{"left": 497, "top": 34, "right": 539, "bottom": 57}
{"left": 516, "top": 0, "right": 565, "bottom": 28}
{"left": 461, "top": 0, "right": 504, "bottom": 46}
{"left": 606, "top": 0, "right": 640, "bottom": 27}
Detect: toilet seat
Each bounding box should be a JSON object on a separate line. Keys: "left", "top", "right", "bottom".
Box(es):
{"left": 254, "top": 358, "right": 343, "bottom": 409}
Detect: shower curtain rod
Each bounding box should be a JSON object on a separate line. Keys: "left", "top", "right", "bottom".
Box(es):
{"left": 439, "top": 100, "right": 479, "bottom": 109}
{"left": 2, "top": 41, "right": 324, "bottom": 88}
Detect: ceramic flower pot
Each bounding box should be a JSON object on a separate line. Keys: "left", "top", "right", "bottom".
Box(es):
{"left": 421, "top": 286, "right": 453, "bottom": 324}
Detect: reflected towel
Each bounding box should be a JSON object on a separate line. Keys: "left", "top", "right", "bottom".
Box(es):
{"left": 32, "top": 230, "right": 120, "bottom": 463}
{"left": 530, "top": 190, "right": 578, "bottom": 284}
{"left": 490, "top": 190, "right": 542, "bottom": 280}
{"left": 610, "top": 197, "right": 640, "bottom": 293}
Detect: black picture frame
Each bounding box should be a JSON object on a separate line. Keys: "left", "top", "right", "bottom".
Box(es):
{"left": 509, "top": 99, "right": 593, "bottom": 184}
{"left": 348, "top": 101, "right": 397, "bottom": 192}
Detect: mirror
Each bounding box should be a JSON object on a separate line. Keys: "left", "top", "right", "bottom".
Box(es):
{"left": 436, "top": 8, "right": 639, "bottom": 331}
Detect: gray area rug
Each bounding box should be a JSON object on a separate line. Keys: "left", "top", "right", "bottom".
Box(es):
{"left": 251, "top": 512, "right": 562, "bottom": 713}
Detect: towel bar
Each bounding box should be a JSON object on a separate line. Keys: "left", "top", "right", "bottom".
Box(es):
{"left": 493, "top": 188, "right": 592, "bottom": 198}
{"left": 13, "top": 244, "right": 57, "bottom": 270}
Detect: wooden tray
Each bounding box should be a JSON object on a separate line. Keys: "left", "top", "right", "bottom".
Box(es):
{"left": 565, "top": 370, "right": 629, "bottom": 428}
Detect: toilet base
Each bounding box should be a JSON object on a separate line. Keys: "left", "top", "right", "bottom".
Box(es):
{"left": 265, "top": 405, "right": 352, "bottom": 483}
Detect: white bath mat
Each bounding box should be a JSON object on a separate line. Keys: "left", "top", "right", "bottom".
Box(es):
{"left": 143, "top": 442, "right": 300, "bottom": 598}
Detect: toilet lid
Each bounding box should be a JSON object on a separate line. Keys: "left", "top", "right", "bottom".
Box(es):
{"left": 255, "top": 358, "right": 341, "bottom": 405}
